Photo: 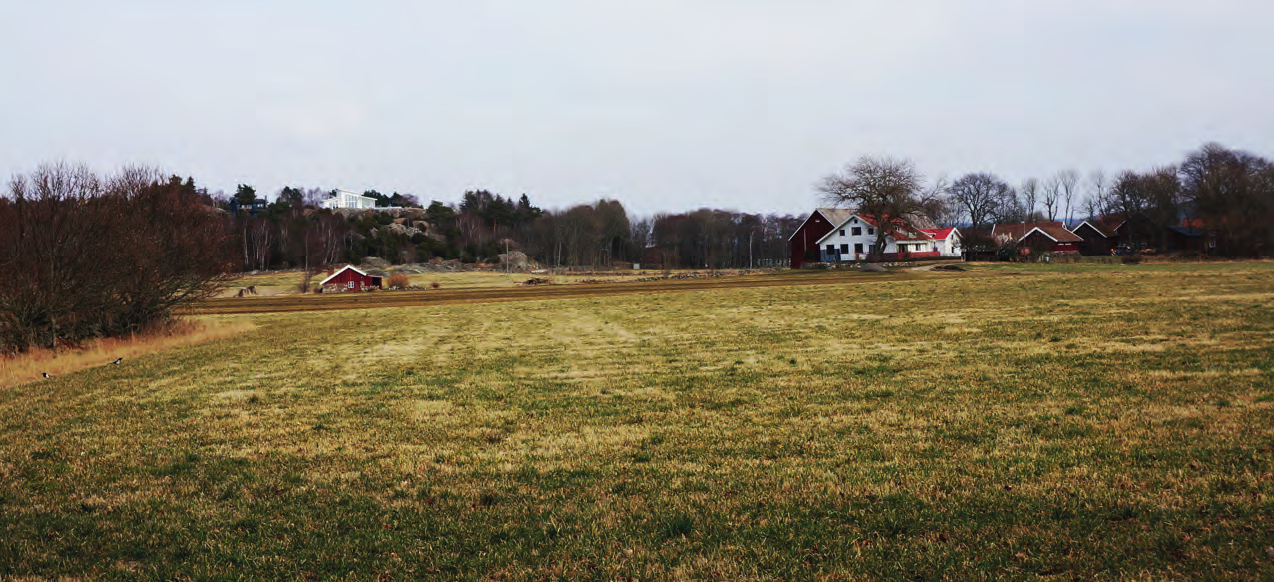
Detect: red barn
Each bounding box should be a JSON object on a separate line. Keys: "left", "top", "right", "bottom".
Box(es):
{"left": 1021, "top": 224, "right": 1081, "bottom": 254}
{"left": 1070, "top": 220, "right": 1118, "bottom": 256}
{"left": 788, "top": 208, "right": 853, "bottom": 268}
{"left": 319, "top": 265, "right": 383, "bottom": 292}
{"left": 992, "top": 221, "right": 1082, "bottom": 255}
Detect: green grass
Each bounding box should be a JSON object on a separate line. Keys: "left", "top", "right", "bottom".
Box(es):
{"left": 3, "top": 263, "right": 1274, "bottom": 579}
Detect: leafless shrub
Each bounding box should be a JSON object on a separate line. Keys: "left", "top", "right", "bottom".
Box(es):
{"left": 0, "top": 164, "right": 234, "bottom": 353}
{"left": 387, "top": 273, "right": 411, "bottom": 289}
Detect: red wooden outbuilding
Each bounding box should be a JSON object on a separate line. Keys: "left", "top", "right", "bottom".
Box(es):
{"left": 319, "top": 265, "right": 383, "bottom": 292}
{"left": 992, "top": 221, "right": 1082, "bottom": 254}
{"left": 788, "top": 208, "right": 853, "bottom": 268}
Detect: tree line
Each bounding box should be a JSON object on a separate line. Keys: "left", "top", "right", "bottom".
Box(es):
{"left": 938, "top": 143, "right": 1273, "bottom": 255}
{"left": 4, "top": 141, "right": 1268, "bottom": 352}
{"left": 202, "top": 186, "right": 803, "bottom": 272}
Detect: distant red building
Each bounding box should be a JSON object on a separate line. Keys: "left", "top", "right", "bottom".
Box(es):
{"left": 319, "top": 265, "right": 383, "bottom": 292}
{"left": 788, "top": 208, "right": 853, "bottom": 268}
{"left": 991, "top": 221, "right": 1082, "bottom": 255}
{"left": 1070, "top": 220, "right": 1118, "bottom": 256}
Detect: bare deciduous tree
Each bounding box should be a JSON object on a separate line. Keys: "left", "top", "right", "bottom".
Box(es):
{"left": 0, "top": 163, "right": 233, "bottom": 353}
{"left": 1180, "top": 143, "right": 1274, "bottom": 256}
{"left": 988, "top": 185, "right": 1024, "bottom": 225}
{"left": 1043, "top": 176, "right": 1061, "bottom": 222}
{"left": 1057, "top": 169, "right": 1081, "bottom": 228}
{"left": 1019, "top": 178, "right": 1040, "bottom": 223}
{"left": 249, "top": 217, "right": 275, "bottom": 271}
{"left": 947, "top": 172, "right": 1013, "bottom": 230}
{"left": 818, "top": 156, "right": 937, "bottom": 260}
{"left": 1082, "top": 170, "right": 1107, "bottom": 221}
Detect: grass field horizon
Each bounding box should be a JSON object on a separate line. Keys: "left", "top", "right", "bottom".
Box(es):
{"left": 3, "top": 263, "right": 1273, "bottom": 578}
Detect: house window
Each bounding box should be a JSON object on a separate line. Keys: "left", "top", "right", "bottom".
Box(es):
{"left": 868, "top": 228, "right": 875, "bottom": 235}
{"left": 854, "top": 243, "right": 863, "bottom": 254}
{"left": 852, "top": 227, "right": 861, "bottom": 236}
{"left": 840, "top": 244, "right": 849, "bottom": 254}
{"left": 347, "top": 281, "right": 355, "bottom": 289}
{"left": 826, "top": 244, "right": 835, "bottom": 255}
{"left": 838, "top": 229, "right": 845, "bottom": 236}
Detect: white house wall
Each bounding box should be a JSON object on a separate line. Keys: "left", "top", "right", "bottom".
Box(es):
{"left": 815, "top": 217, "right": 923, "bottom": 261}
{"left": 817, "top": 217, "right": 891, "bottom": 261}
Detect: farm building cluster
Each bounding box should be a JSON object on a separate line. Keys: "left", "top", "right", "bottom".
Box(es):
{"left": 789, "top": 208, "right": 1218, "bottom": 267}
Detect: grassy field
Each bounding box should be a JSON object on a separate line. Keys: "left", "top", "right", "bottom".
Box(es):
{"left": 3, "top": 263, "right": 1273, "bottom": 579}
{"left": 218, "top": 268, "right": 690, "bottom": 297}
{"left": 195, "top": 269, "right": 914, "bottom": 316}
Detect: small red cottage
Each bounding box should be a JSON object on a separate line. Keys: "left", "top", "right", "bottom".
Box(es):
{"left": 319, "top": 265, "right": 383, "bottom": 292}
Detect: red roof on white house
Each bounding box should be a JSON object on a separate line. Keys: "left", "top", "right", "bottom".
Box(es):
{"left": 853, "top": 214, "right": 934, "bottom": 241}
{"left": 920, "top": 228, "right": 957, "bottom": 241}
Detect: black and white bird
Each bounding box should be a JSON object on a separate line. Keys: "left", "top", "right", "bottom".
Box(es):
{"left": 111, "top": 357, "right": 123, "bottom": 365}
{"left": 41, "top": 372, "right": 53, "bottom": 379}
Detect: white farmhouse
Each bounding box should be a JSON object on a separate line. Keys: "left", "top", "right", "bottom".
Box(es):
{"left": 919, "top": 228, "right": 964, "bottom": 258}
{"left": 320, "top": 189, "right": 378, "bottom": 210}
{"left": 815, "top": 214, "right": 938, "bottom": 262}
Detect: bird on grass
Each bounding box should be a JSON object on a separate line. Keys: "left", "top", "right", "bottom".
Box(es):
{"left": 111, "top": 357, "right": 123, "bottom": 365}
{"left": 41, "top": 372, "right": 53, "bottom": 379}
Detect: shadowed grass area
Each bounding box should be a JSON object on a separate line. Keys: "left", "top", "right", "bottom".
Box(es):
{"left": 3, "top": 262, "right": 1273, "bottom": 579}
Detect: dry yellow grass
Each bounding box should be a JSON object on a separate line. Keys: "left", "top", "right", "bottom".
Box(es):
{"left": 0, "top": 318, "right": 255, "bottom": 388}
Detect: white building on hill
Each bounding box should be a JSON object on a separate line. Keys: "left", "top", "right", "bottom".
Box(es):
{"left": 321, "top": 189, "right": 377, "bottom": 210}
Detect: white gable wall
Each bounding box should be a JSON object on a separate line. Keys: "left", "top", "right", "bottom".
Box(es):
{"left": 818, "top": 216, "right": 886, "bottom": 261}
{"left": 939, "top": 231, "right": 964, "bottom": 257}
{"left": 814, "top": 216, "right": 931, "bottom": 261}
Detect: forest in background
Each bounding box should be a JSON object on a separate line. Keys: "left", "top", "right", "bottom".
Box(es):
{"left": 213, "top": 185, "right": 803, "bottom": 272}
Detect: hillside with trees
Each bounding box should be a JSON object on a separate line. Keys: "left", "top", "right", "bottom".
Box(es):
{"left": 211, "top": 186, "right": 802, "bottom": 273}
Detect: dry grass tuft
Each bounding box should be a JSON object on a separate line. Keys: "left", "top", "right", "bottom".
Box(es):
{"left": 0, "top": 318, "right": 255, "bottom": 388}
{"left": 386, "top": 273, "right": 411, "bottom": 288}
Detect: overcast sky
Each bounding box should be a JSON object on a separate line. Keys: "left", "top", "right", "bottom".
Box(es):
{"left": 2, "top": 1, "right": 1271, "bottom": 215}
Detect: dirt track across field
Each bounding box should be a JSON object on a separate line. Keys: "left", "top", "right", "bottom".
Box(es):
{"left": 189, "top": 270, "right": 980, "bottom": 315}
